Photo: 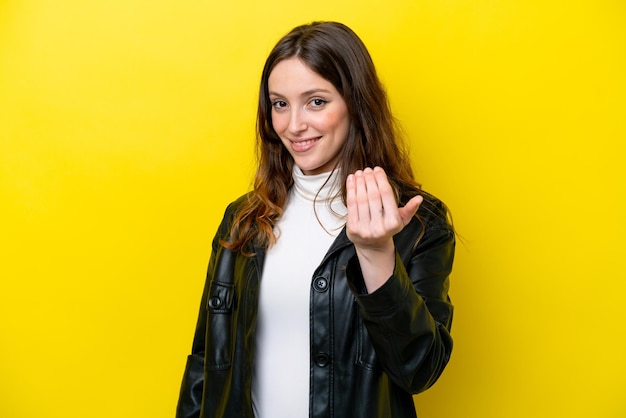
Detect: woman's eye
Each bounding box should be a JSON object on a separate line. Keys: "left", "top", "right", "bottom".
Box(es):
{"left": 272, "top": 100, "right": 287, "bottom": 109}
{"left": 310, "top": 98, "right": 327, "bottom": 108}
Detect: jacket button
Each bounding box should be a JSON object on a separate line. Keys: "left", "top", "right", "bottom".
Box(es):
{"left": 314, "top": 352, "right": 330, "bottom": 367}
{"left": 208, "top": 296, "right": 222, "bottom": 309}
{"left": 313, "top": 277, "right": 328, "bottom": 292}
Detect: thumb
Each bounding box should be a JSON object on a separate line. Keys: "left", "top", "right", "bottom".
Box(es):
{"left": 398, "top": 194, "right": 423, "bottom": 226}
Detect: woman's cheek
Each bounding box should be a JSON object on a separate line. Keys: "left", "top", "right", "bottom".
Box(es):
{"left": 272, "top": 113, "right": 287, "bottom": 135}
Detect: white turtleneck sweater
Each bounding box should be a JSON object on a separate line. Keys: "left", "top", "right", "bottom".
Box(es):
{"left": 251, "top": 167, "right": 347, "bottom": 418}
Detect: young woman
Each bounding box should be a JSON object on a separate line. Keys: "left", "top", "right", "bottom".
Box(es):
{"left": 176, "top": 21, "right": 455, "bottom": 418}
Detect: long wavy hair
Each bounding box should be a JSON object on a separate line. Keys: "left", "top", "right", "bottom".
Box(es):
{"left": 223, "top": 21, "right": 425, "bottom": 254}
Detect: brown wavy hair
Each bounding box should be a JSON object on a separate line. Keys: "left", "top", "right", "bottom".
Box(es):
{"left": 223, "top": 21, "right": 425, "bottom": 254}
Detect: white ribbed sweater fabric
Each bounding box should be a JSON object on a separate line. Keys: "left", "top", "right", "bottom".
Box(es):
{"left": 251, "top": 167, "right": 347, "bottom": 418}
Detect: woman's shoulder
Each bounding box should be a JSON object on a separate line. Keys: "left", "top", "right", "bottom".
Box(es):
{"left": 213, "top": 192, "right": 254, "bottom": 237}
{"left": 392, "top": 188, "right": 454, "bottom": 261}
{"left": 398, "top": 185, "right": 450, "bottom": 228}
{"left": 224, "top": 192, "right": 254, "bottom": 216}
{"left": 417, "top": 191, "right": 450, "bottom": 226}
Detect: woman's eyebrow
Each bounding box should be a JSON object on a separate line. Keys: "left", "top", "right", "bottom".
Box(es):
{"left": 268, "top": 88, "right": 333, "bottom": 97}
{"left": 300, "top": 88, "right": 332, "bottom": 96}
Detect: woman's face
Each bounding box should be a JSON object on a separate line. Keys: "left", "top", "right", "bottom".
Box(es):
{"left": 268, "top": 57, "right": 350, "bottom": 175}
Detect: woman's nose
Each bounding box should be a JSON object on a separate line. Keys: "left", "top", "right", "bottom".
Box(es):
{"left": 288, "top": 109, "right": 307, "bottom": 134}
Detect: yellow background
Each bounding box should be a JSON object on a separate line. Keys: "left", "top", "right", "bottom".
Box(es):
{"left": 1, "top": 0, "right": 624, "bottom": 417}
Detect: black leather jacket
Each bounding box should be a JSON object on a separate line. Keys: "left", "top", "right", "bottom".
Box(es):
{"left": 176, "top": 192, "right": 455, "bottom": 418}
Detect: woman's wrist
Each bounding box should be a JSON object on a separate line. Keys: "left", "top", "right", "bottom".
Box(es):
{"left": 354, "top": 240, "right": 396, "bottom": 293}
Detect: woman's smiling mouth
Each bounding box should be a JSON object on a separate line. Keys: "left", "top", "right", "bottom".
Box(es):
{"left": 290, "top": 136, "right": 321, "bottom": 152}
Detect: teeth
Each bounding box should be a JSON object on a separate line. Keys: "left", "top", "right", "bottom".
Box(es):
{"left": 293, "top": 138, "right": 318, "bottom": 145}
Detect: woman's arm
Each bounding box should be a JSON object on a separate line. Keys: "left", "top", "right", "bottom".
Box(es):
{"left": 346, "top": 167, "right": 423, "bottom": 292}
{"left": 175, "top": 238, "right": 217, "bottom": 418}
{"left": 346, "top": 167, "right": 455, "bottom": 393}
{"left": 176, "top": 199, "right": 239, "bottom": 418}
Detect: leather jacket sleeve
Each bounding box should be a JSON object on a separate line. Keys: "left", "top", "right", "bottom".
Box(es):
{"left": 175, "top": 239, "right": 216, "bottom": 418}
{"left": 176, "top": 201, "right": 237, "bottom": 418}
{"left": 345, "top": 205, "right": 455, "bottom": 394}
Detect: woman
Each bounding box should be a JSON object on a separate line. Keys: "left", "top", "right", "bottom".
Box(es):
{"left": 176, "top": 21, "right": 455, "bottom": 418}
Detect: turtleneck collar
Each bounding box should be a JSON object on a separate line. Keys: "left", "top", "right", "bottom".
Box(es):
{"left": 292, "top": 165, "right": 343, "bottom": 205}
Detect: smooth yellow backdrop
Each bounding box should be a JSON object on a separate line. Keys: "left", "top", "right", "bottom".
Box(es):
{"left": 1, "top": 1, "right": 624, "bottom": 417}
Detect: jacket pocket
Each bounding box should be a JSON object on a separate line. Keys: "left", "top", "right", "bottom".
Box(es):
{"left": 204, "top": 280, "right": 235, "bottom": 370}
{"left": 355, "top": 315, "right": 381, "bottom": 371}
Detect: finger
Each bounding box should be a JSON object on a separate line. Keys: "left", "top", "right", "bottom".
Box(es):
{"left": 346, "top": 173, "right": 359, "bottom": 224}
{"left": 354, "top": 170, "right": 371, "bottom": 223}
{"left": 398, "top": 194, "right": 424, "bottom": 226}
{"left": 362, "top": 167, "right": 383, "bottom": 220}
{"left": 372, "top": 167, "right": 398, "bottom": 217}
